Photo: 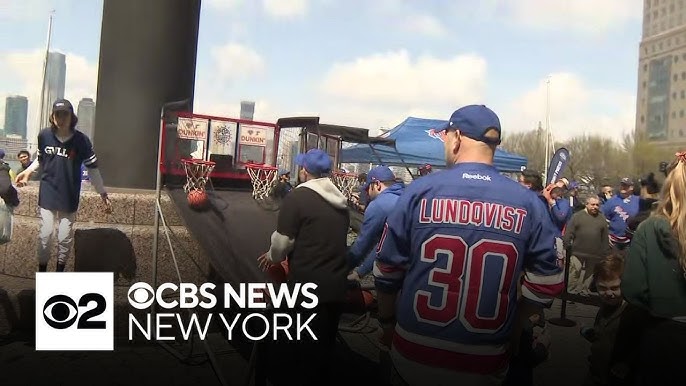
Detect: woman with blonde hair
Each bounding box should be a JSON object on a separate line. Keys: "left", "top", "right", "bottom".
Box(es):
{"left": 619, "top": 151, "right": 686, "bottom": 385}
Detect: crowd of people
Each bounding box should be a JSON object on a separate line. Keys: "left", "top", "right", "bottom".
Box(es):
{"left": 258, "top": 104, "right": 685, "bottom": 386}
{"left": 4, "top": 99, "right": 685, "bottom": 385}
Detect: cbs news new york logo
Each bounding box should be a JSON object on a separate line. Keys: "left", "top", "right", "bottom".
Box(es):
{"left": 35, "top": 272, "right": 114, "bottom": 351}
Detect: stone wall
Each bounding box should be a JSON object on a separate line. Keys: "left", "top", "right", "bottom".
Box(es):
{"left": 0, "top": 183, "right": 212, "bottom": 286}
{"left": 0, "top": 183, "right": 213, "bottom": 336}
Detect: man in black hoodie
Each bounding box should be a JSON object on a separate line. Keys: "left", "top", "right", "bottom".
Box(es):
{"left": 258, "top": 148, "right": 350, "bottom": 385}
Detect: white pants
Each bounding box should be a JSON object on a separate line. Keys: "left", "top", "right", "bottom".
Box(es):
{"left": 37, "top": 207, "right": 76, "bottom": 265}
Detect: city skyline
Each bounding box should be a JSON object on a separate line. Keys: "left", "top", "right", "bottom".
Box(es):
{"left": 0, "top": 48, "right": 95, "bottom": 144}
{"left": 1, "top": 0, "right": 643, "bottom": 144}
{"left": 4, "top": 95, "right": 28, "bottom": 139}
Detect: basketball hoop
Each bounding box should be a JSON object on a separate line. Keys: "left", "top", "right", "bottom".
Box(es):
{"left": 181, "top": 158, "right": 216, "bottom": 193}
{"left": 331, "top": 171, "right": 359, "bottom": 201}
{"left": 245, "top": 163, "right": 278, "bottom": 201}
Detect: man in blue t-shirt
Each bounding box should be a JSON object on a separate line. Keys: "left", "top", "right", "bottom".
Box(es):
{"left": 16, "top": 99, "right": 112, "bottom": 272}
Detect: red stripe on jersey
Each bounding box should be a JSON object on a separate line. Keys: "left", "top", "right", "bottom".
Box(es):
{"left": 376, "top": 261, "right": 405, "bottom": 273}
{"left": 393, "top": 332, "right": 510, "bottom": 375}
{"left": 523, "top": 280, "right": 565, "bottom": 297}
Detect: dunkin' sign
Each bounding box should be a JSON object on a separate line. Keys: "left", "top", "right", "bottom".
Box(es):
{"left": 239, "top": 125, "right": 267, "bottom": 146}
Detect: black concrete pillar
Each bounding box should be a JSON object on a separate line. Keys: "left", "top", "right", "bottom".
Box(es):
{"left": 94, "top": 0, "right": 201, "bottom": 189}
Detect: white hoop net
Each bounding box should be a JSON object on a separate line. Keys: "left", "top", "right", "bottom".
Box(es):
{"left": 331, "top": 172, "right": 359, "bottom": 201}
{"left": 246, "top": 164, "right": 278, "bottom": 200}
{"left": 181, "top": 159, "right": 215, "bottom": 193}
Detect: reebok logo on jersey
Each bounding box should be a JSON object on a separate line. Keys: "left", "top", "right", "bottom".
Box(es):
{"left": 462, "top": 173, "right": 492, "bottom": 181}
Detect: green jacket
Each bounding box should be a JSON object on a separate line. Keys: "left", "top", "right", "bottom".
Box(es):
{"left": 622, "top": 216, "right": 686, "bottom": 318}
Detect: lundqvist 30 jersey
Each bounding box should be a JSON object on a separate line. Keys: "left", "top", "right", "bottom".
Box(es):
{"left": 374, "top": 163, "right": 564, "bottom": 375}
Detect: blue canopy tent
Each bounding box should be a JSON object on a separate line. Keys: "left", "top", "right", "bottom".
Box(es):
{"left": 340, "top": 117, "right": 527, "bottom": 173}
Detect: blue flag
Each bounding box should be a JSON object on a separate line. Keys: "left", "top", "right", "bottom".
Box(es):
{"left": 546, "top": 147, "right": 570, "bottom": 186}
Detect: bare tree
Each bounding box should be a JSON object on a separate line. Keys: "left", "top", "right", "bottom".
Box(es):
{"left": 621, "top": 131, "right": 668, "bottom": 178}
{"left": 500, "top": 124, "right": 560, "bottom": 173}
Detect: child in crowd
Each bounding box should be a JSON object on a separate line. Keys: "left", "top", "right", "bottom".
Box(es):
{"left": 580, "top": 254, "right": 627, "bottom": 386}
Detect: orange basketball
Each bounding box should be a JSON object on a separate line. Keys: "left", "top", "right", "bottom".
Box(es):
{"left": 187, "top": 189, "right": 208, "bottom": 209}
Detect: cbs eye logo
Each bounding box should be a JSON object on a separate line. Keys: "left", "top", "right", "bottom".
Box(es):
{"left": 35, "top": 272, "right": 114, "bottom": 351}
{"left": 127, "top": 282, "right": 155, "bottom": 309}
{"left": 42, "top": 293, "right": 107, "bottom": 330}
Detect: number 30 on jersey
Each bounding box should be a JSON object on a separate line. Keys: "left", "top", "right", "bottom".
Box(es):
{"left": 414, "top": 234, "right": 519, "bottom": 333}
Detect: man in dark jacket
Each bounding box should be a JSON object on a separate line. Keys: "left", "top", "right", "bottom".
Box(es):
{"left": 258, "top": 148, "right": 350, "bottom": 385}
{"left": 346, "top": 166, "right": 404, "bottom": 281}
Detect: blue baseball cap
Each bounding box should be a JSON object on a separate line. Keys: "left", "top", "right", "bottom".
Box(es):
{"left": 278, "top": 169, "right": 290, "bottom": 177}
{"left": 439, "top": 105, "right": 502, "bottom": 145}
{"left": 295, "top": 149, "right": 332, "bottom": 176}
{"left": 362, "top": 165, "right": 396, "bottom": 192}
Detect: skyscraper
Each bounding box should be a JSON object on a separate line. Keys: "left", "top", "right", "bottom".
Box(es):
{"left": 76, "top": 97, "right": 96, "bottom": 139}
{"left": 636, "top": 0, "right": 686, "bottom": 150}
{"left": 4, "top": 95, "right": 28, "bottom": 139}
{"left": 40, "top": 51, "right": 66, "bottom": 130}
{"left": 240, "top": 101, "right": 255, "bottom": 120}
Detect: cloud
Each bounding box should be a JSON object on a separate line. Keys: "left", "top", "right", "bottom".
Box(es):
{"left": 193, "top": 97, "right": 278, "bottom": 124}
{"left": 402, "top": 14, "right": 447, "bottom": 37}
{"left": 193, "top": 42, "right": 269, "bottom": 121}
{"left": 209, "top": 43, "right": 265, "bottom": 83}
{"left": 262, "top": 0, "right": 308, "bottom": 19}
{"left": 320, "top": 49, "right": 487, "bottom": 107}
{"left": 502, "top": 72, "right": 636, "bottom": 142}
{"left": 221, "top": 49, "right": 483, "bottom": 135}
{"left": 369, "top": 1, "right": 448, "bottom": 38}
{"left": 0, "top": 48, "right": 98, "bottom": 142}
{"left": 500, "top": 0, "right": 642, "bottom": 34}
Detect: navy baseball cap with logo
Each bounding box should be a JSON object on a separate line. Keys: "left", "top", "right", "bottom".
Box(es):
{"left": 362, "top": 165, "right": 396, "bottom": 192}
{"left": 295, "top": 149, "right": 332, "bottom": 176}
{"left": 52, "top": 99, "right": 74, "bottom": 113}
{"left": 439, "top": 105, "right": 502, "bottom": 145}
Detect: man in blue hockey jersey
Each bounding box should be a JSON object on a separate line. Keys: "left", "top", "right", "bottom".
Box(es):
{"left": 16, "top": 99, "right": 112, "bottom": 272}
{"left": 346, "top": 166, "right": 404, "bottom": 281}
{"left": 374, "top": 105, "right": 564, "bottom": 385}
{"left": 542, "top": 184, "right": 572, "bottom": 234}
{"left": 601, "top": 177, "right": 639, "bottom": 251}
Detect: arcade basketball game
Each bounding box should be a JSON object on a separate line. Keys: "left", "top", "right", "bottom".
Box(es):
{"left": 154, "top": 107, "right": 394, "bottom": 386}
